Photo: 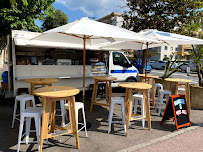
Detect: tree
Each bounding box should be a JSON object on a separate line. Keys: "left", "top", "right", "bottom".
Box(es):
{"left": 0, "top": 0, "right": 55, "bottom": 39}
{"left": 175, "top": 17, "right": 203, "bottom": 86}
{"left": 42, "top": 9, "right": 68, "bottom": 31}
{"left": 10, "top": 0, "right": 28, "bottom": 6}
{"left": 192, "top": 45, "right": 203, "bottom": 86}
{"left": 122, "top": 0, "right": 203, "bottom": 73}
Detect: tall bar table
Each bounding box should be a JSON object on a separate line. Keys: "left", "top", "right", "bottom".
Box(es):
{"left": 118, "top": 82, "right": 152, "bottom": 136}
{"left": 25, "top": 78, "right": 59, "bottom": 95}
{"left": 90, "top": 76, "right": 117, "bottom": 112}
{"left": 34, "top": 86, "right": 80, "bottom": 152}
{"left": 164, "top": 78, "right": 192, "bottom": 115}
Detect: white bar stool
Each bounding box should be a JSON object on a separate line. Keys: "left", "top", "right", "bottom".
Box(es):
{"left": 155, "top": 83, "right": 163, "bottom": 96}
{"left": 17, "top": 107, "right": 43, "bottom": 152}
{"left": 12, "top": 94, "right": 35, "bottom": 128}
{"left": 64, "top": 101, "right": 88, "bottom": 137}
{"left": 108, "top": 97, "right": 126, "bottom": 134}
{"left": 132, "top": 94, "right": 145, "bottom": 128}
{"left": 156, "top": 86, "right": 171, "bottom": 116}
{"left": 55, "top": 100, "right": 66, "bottom": 126}
{"left": 178, "top": 87, "right": 185, "bottom": 94}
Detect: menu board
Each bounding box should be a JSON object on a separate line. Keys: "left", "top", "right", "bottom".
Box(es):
{"left": 161, "top": 95, "right": 191, "bottom": 131}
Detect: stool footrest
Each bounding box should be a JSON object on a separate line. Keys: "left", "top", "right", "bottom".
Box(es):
{"left": 111, "top": 121, "right": 125, "bottom": 124}
{"left": 55, "top": 125, "right": 68, "bottom": 131}
{"left": 51, "top": 130, "right": 69, "bottom": 136}
{"left": 20, "top": 141, "right": 39, "bottom": 144}
{"left": 47, "top": 129, "right": 73, "bottom": 138}
{"left": 130, "top": 113, "right": 146, "bottom": 121}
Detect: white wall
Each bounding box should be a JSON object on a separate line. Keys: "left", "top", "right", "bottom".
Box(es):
{"left": 111, "top": 16, "right": 124, "bottom": 27}
{"left": 160, "top": 45, "right": 179, "bottom": 60}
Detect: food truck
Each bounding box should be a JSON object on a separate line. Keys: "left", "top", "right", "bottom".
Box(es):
{"left": 5, "top": 30, "right": 138, "bottom": 97}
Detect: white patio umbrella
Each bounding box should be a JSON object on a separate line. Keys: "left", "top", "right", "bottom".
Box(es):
{"left": 31, "top": 17, "right": 158, "bottom": 102}
{"left": 101, "top": 29, "right": 203, "bottom": 76}
{"left": 139, "top": 29, "right": 203, "bottom": 48}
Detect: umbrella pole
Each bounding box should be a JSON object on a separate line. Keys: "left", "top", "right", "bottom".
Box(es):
{"left": 145, "top": 42, "right": 148, "bottom": 82}
{"left": 83, "top": 35, "right": 86, "bottom": 103}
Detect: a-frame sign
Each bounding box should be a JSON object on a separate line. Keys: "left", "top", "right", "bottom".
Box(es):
{"left": 161, "top": 95, "right": 191, "bottom": 131}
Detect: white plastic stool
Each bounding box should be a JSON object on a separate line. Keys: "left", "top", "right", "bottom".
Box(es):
{"left": 12, "top": 94, "right": 35, "bottom": 128}
{"left": 155, "top": 83, "right": 163, "bottom": 96}
{"left": 64, "top": 102, "right": 88, "bottom": 137}
{"left": 178, "top": 87, "right": 185, "bottom": 94}
{"left": 17, "top": 107, "right": 43, "bottom": 152}
{"left": 133, "top": 94, "right": 145, "bottom": 128}
{"left": 156, "top": 89, "right": 171, "bottom": 116}
{"left": 55, "top": 100, "right": 66, "bottom": 126}
{"left": 108, "top": 97, "right": 126, "bottom": 134}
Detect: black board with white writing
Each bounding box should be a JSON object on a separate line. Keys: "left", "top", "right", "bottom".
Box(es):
{"left": 161, "top": 95, "right": 191, "bottom": 131}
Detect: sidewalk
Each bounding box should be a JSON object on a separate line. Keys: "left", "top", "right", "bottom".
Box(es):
{"left": 1, "top": 95, "right": 203, "bottom": 152}
{"left": 120, "top": 126, "right": 203, "bottom": 152}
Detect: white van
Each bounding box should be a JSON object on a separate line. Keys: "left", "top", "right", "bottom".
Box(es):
{"left": 6, "top": 30, "right": 138, "bottom": 97}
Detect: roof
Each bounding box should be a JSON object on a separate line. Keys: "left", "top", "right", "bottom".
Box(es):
{"left": 97, "top": 12, "right": 123, "bottom": 24}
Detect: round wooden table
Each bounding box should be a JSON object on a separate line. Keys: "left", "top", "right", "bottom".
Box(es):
{"left": 118, "top": 82, "right": 152, "bottom": 136}
{"left": 164, "top": 78, "right": 193, "bottom": 115}
{"left": 34, "top": 86, "right": 80, "bottom": 152}
{"left": 138, "top": 74, "right": 160, "bottom": 106}
{"left": 90, "top": 76, "right": 117, "bottom": 112}
{"left": 25, "top": 78, "right": 59, "bottom": 95}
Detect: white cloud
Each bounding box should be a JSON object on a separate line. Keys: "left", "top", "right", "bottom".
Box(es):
{"left": 55, "top": 0, "right": 127, "bottom": 19}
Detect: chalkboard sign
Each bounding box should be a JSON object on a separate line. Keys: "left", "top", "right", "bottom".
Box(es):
{"left": 161, "top": 95, "right": 191, "bottom": 131}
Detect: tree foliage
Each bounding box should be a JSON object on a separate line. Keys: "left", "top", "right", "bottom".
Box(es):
{"left": 192, "top": 45, "right": 203, "bottom": 86}
{"left": 42, "top": 9, "right": 68, "bottom": 32}
{"left": 123, "top": 0, "right": 203, "bottom": 32}
{"left": 0, "top": 0, "right": 55, "bottom": 38}
{"left": 10, "top": 0, "right": 28, "bottom": 6}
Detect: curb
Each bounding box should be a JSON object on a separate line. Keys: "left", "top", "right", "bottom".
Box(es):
{"left": 118, "top": 125, "right": 200, "bottom": 152}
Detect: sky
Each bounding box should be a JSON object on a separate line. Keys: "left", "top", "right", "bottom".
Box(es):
{"left": 35, "top": 0, "right": 127, "bottom": 27}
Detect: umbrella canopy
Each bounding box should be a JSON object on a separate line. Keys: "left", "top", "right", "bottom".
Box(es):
{"left": 101, "top": 29, "right": 203, "bottom": 77}
{"left": 139, "top": 29, "right": 203, "bottom": 49}
{"left": 35, "top": 17, "right": 157, "bottom": 45}
{"left": 31, "top": 17, "right": 158, "bottom": 102}
{"left": 101, "top": 29, "right": 203, "bottom": 50}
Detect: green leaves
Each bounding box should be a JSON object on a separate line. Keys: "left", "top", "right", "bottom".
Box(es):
{"left": 10, "top": 0, "right": 28, "bottom": 6}
{"left": 42, "top": 9, "right": 68, "bottom": 31}
{"left": 9, "top": 0, "right": 15, "bottom": 5}
{"left": 0, "top": 0, "right": 55, "bottom": 38}
{"left": 123, "top": 0, "right": 203, "bottom": 33}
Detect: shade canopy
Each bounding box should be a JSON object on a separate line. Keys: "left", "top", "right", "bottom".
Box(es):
{"left": 100, "top": 29, "right": 203, "bottom": 50}
{"left": 32, "top": 17, "right": 158, "bottom": 48}
{"left": 139, "top": 29, "right": 203, "bottom": 48}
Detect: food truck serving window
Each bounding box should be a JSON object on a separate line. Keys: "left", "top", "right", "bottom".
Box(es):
{"left": 113, "top": 52, "right": 128, "bottom": 67}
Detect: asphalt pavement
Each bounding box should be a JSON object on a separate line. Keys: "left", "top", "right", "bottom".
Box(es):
{"left": 150, "top": 69, "right": 198, "bottom": 84}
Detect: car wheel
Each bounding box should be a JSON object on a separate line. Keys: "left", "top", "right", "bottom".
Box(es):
{"left": 161, "top": 66, "right": 165, "bottom": 70}
{"left": 126, "top": 78, "right": 137, "bottom": 82}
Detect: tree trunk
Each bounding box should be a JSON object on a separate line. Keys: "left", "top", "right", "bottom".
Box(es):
{"left": 196, "top": 64, "right": 203, "bottom": 87}
{"left": 140, "top": 49, "right": 146, "bottom": 74}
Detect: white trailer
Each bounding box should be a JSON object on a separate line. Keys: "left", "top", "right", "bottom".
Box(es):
{"left": 7, "top": 30, "right": 138, "bottom": 97}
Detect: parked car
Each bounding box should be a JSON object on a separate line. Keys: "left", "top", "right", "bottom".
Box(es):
{"left": 130, "top": 60, "right": 152, "bottom": 73}
{"left": 148, "top": 61, "right": 156, "bottom": 66}
{"left": 180, "top": 60, "right": 197, "bottom": 72}
{"left": 151, "top": 61, "right": 167, "bottom": 70}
